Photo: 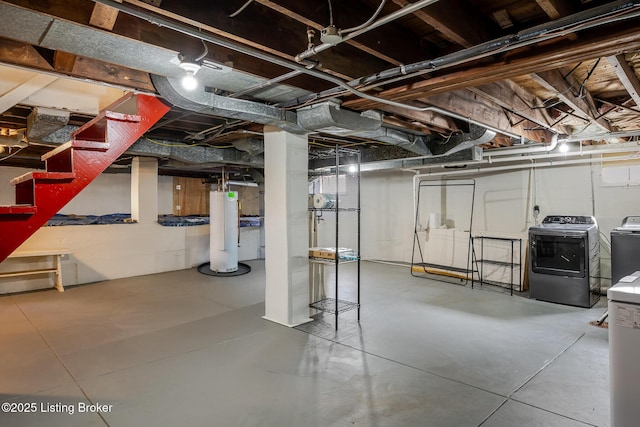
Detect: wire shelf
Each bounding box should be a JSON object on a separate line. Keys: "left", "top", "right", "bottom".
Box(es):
{"left": 309, "top": 298, "right": 359, "bottom": 314}
{"left": 308, "top": 207, "right": 360, "bottom": 212}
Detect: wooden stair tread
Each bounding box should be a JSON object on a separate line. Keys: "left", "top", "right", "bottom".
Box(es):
{"left": 41, "top": 140, "right": 110, "bottom": 161}
{"left": 11, "top": 171, "right": 76, "bottom": 186}
{"left": 0, "top": 205, "right": 37, "bottom": 215}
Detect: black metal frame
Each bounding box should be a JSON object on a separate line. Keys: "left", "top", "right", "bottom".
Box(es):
{"left": 411, "top": 179, "right": 476, "bottom": 285}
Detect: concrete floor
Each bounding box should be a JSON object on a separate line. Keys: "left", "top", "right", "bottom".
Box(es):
{"left": 0, "top": 260, "right": 609, "bottom": 427}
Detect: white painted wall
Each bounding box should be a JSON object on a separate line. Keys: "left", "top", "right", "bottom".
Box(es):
{"left": 360, "top": 171, "right": 416, "bottom": 262}
{"left": 0, "top": 166, "right": 31, "bottom": 205}
{"left": 62, "top": 172, "right": 132, "bottom": 215}
{"left": 0, "top": 166, "right": 261, "bottom": 293}
{"left": 1, "top": 167, "right": 174, "bottom": 214}
{"left": 344, "top": 160, "right": 640, "bottom": 290}
{"left": 4, "top": 222, "right": 209, "bottom": 291}
{"left": 4, "top": 155, "right": 640, "bottom": 293}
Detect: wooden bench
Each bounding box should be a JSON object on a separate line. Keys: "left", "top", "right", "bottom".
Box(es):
{"left": 1, "top": 249, "right": 72, "bottom": 292}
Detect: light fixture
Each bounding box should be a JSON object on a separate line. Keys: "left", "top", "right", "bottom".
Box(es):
{"left": 348, "top": 164, "right": 357, "bottom": 173}
{"left": 178, "top": 57, "right": 202, "bottom": 91}
{"left": 559, "top": 142, "right": 569, "bottom": 153}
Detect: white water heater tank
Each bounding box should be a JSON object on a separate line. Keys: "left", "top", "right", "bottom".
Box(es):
{"left": 210, "top": 190, "right": 239, "bottom": 272}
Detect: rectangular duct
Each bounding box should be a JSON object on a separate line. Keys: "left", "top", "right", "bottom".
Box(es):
{"left": 0, "top": 3, "right": 53, "bottom": 46}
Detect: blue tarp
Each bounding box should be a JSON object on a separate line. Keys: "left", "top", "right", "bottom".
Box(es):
{"left": 46, "top": 213, "right": 134, "bottom": 226}
{"left": 158, "top": 215, "right": 209, "bottom": 227}
{"left": 46, "top": 214, "right": 262, "bottom": 227}
{"left": 158, "top": 215, "right": 261, "bottom": 227}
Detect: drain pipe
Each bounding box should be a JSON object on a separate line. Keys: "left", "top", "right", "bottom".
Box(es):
{"left": 483, "top": 128, "right": 640, "bottom": 158}
{"left": 482, "top": 142, "right": 640, "bottom": 165}
{"left": 414, "top": 153, "right": 637, "bottom": 178}
{"left": 411, "top": 138, "right": 640, "bottom": 169}
{"left": 295, "top": 0, "right": 440, "bottom": 62}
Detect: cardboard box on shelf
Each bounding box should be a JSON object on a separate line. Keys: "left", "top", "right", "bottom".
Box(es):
{"left": 309, "top": 247, "right": 357, "bottom": 260}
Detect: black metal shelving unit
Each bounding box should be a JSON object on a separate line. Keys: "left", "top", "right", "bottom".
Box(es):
{"left": 472, "top": 235, "right": 522, "bottom": 295}
{"left": 308, "top": 146, "right": 361, "bottom": 330}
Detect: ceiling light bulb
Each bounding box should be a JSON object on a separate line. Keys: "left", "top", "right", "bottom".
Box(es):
{"left": 348, "top": 165, "right": 357, "bottom": 173}
{"left": 559, "top": 142, "right": 569, "bottom": 153}
{"left": 181, "top": 71, "right": 198, "bottom": 90}
{"left": 178, "top": 59, "right": 202, "bottom": 91}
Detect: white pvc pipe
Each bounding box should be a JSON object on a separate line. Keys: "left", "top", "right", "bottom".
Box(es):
{"left": 403, "top": 137, "right": 640, "bottom": 169}
{"left": 484, "top": 130, "right": 640, "bottom": 158}
{"left": 227, "top": 180, "right": 258, "bottom": 187}
{"left": 416, "top": 153, "right": 637, "bottom": 178}
{"left": 484, "top": 146, "right": 640, "bottom": 165}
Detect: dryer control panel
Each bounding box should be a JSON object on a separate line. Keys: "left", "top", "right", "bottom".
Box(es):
{"left": 542, "top": 215, "right": 596, "bottom": 225}
{"left": 621, "top": 216, "right": 640, "bottom": 228}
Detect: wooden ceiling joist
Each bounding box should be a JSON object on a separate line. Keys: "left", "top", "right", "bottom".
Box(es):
{"left": 391, "top": 0, "right": 496, "bottom": 48}
{"left": 343, "top": 24, "right": 640, "bottom": 111}
{"left": 415, "top": 89, "right": 554, "bottom": 142}
{"left": 254, "top": 0, "right": 425, "bottom": 66}
{"left": 90, "top": 0, "right": 123, "bottom": 30}
{"left": 534, "top": 0, "right": 573, "bottom": 20}
{"left": 531, "top": 68, "right": 611, "bottom": 132}
{"left": 607, "top": 54, "right": 640, "bottom": 108}
{"left": 467, "top": 80, "right": 567, "bottom": 134}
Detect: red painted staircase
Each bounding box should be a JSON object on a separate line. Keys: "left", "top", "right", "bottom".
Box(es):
{"left": 0, "top": 93, "right": 170, "bottom": 263}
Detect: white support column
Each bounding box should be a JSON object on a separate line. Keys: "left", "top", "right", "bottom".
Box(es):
{"left": 263, "top": 126, "right": 311, "bottom": 327}
{"left": 131, "top": 157, "right": 158, "bottom": 224}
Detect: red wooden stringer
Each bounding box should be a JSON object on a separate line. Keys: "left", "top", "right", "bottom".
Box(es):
{"left": 0, "top": 93, "right": 170, "bottom": 262}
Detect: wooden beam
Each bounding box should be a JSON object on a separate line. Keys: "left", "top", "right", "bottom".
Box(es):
{"left": 534, "top": 0, "right": 572, "bottom": 19}
{"left": 534, "top": 0, "right": 578, "bottom": 40}
{"left": 53, "top": 51, "right": 77, "bottom": 73}
{"left": 0, "top": 38, "right": 155, "bottom": 92}
{"left": 119, "top": 0, "right": 387, "bottom": 81}
{"left": 468, "top": 80, "right": 568, "bottom": 134}
{"left": 254, "top": 0, "right": 425, "bottom": 66}
{"left": 378, "top": 104, "right": 458, "bottom": 132}
{"left": 492, "top": 9, "right": 513, "bottom": 30}
{"left": 416, "top": 90, "right": 553, "bottom": 142}
{"left": 391, "top": 0, "right": 496, "bottom": 48}
{"left": 90, "top": 0, "right": 123, "bottom": 30}
{"left": 30, "top": 0, "right": 124, "bottom": 78}
{"left": 342, "top": 24, "right": 640, "bottom": 110}
{"left": 607, "top": 54, "right": 640, "bottom": 108}
{"left": 531, "top": 68, "right": 611, "bottom": 132}
{"left": 0, "top": 40, "right": 56, "bottom": 71}
{"left": 0, "top": 74, "right": 58, "bottom": 115}
{"left": 382, "top": 114, "right": 449, "bottom": 135}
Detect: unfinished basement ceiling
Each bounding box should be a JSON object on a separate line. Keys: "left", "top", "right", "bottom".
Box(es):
{"left": 1, "top": 0, "right": 640, "bottom": 176}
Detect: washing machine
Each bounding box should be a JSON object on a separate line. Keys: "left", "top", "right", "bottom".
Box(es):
{"left": 611, "top": 216, "right": 640, "bottom": 285}
{"left": 608, "top": 274, "right": 640, "bottom": 427}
